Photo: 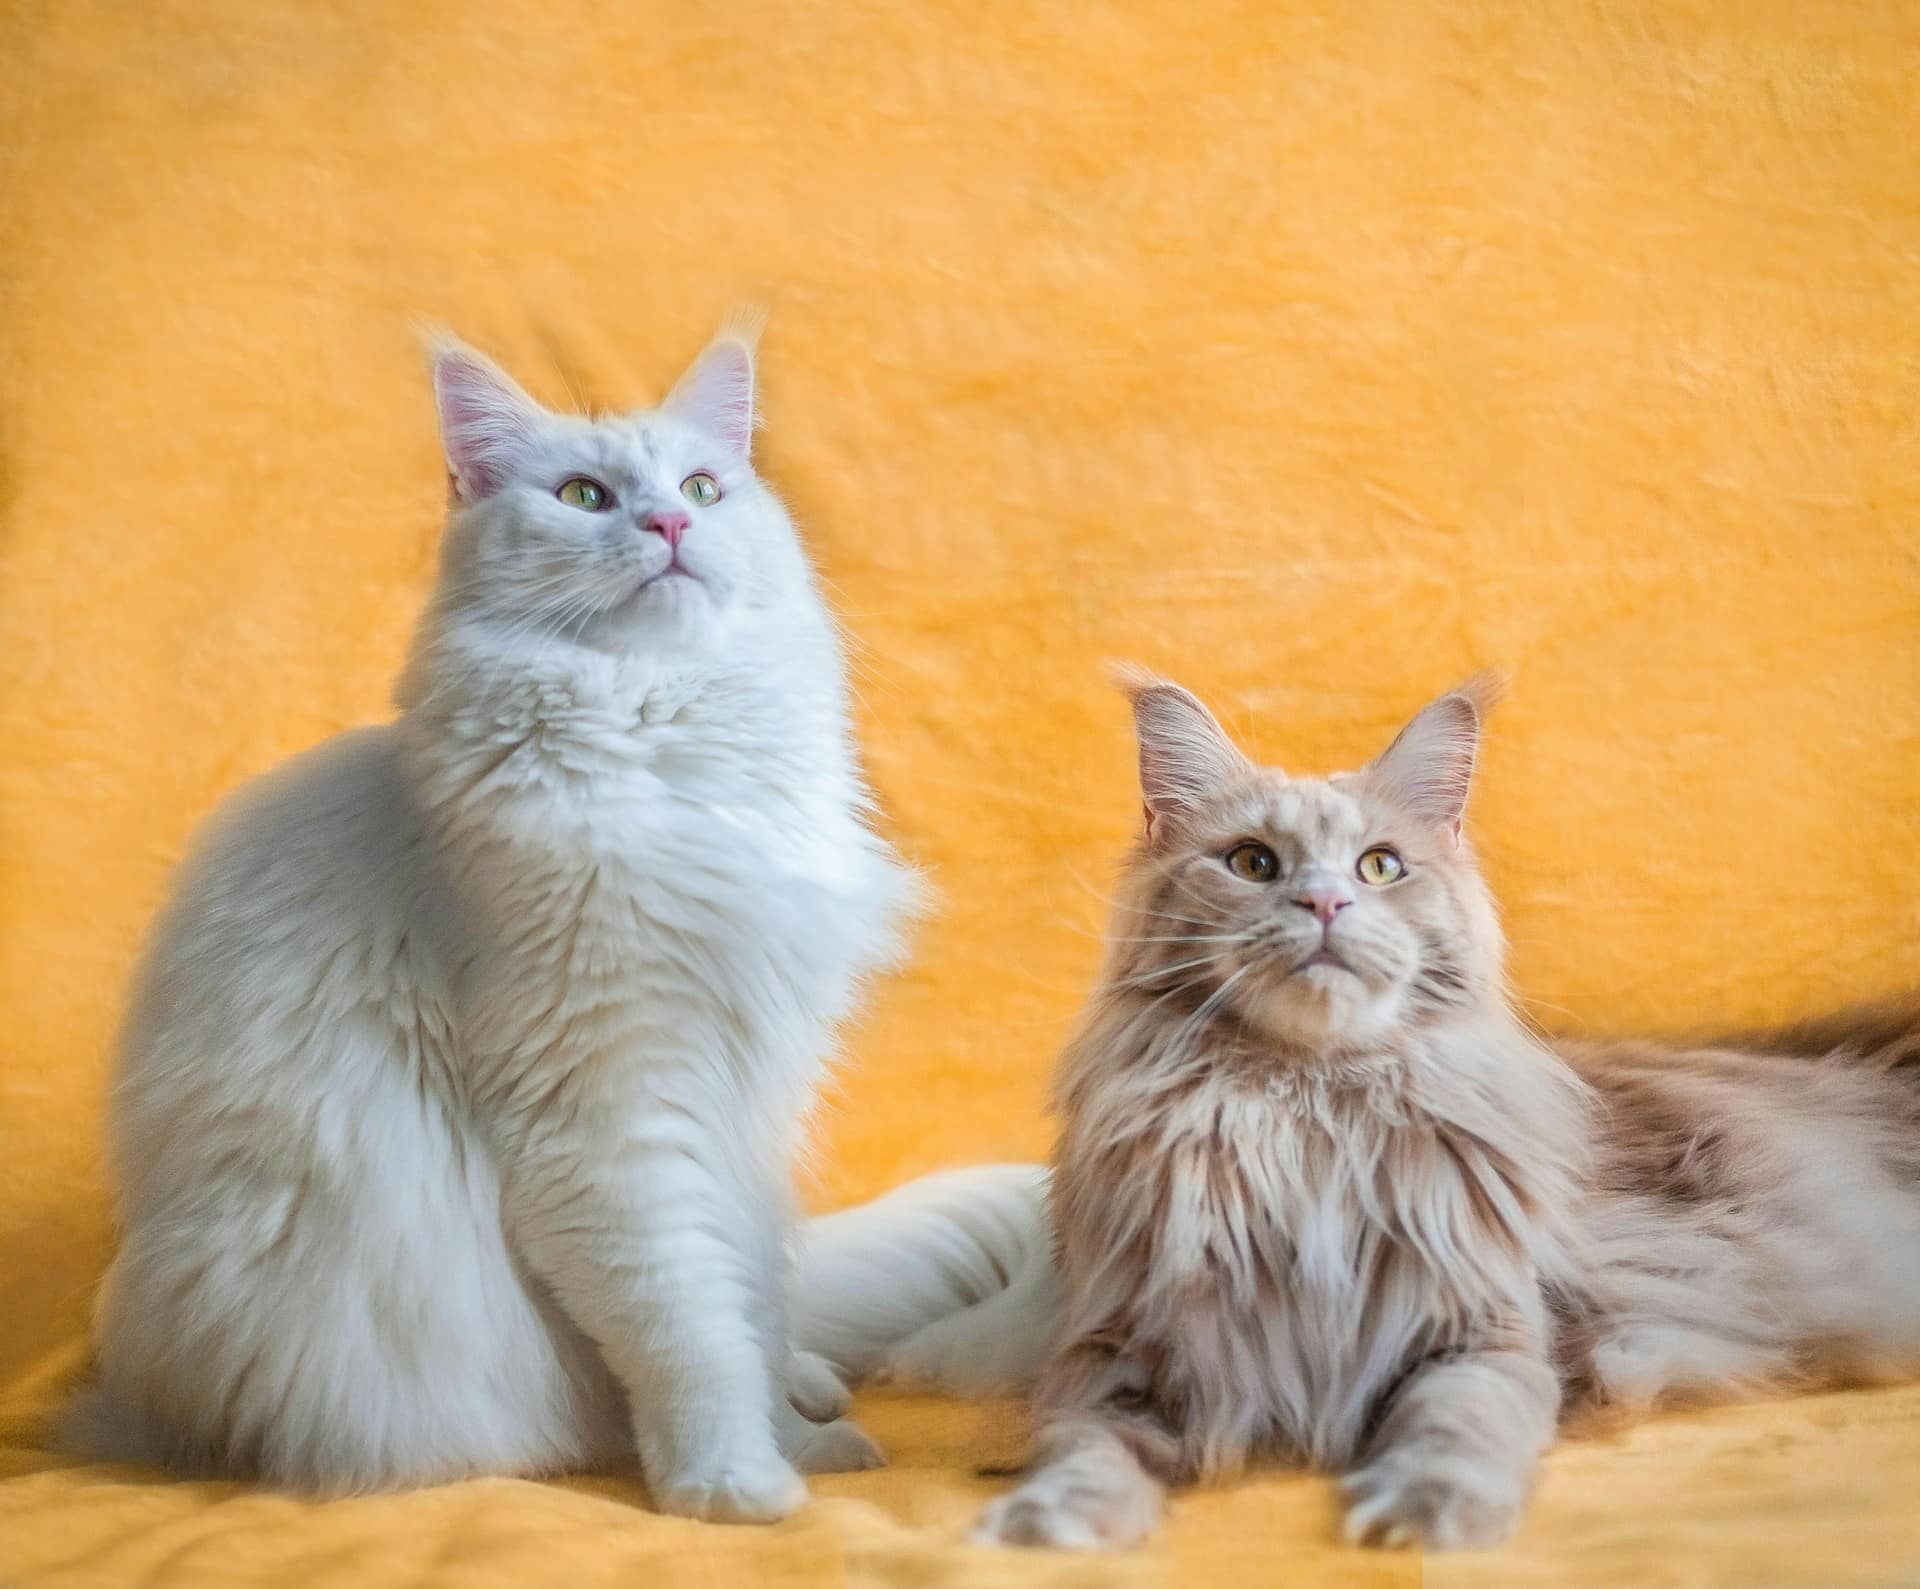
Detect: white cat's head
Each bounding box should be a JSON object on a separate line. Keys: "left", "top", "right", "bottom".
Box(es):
{"left": 423, "top": 325, "right": 814, "bottom": 658}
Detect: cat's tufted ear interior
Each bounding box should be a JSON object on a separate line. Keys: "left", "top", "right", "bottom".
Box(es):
{"left": 429, "top": 337, "right": 547, "bottom": 503}
{"left": 1112, "top": 664, "right": 1254, "bottom": 845}
{"left": 1362, "top": 672, "right": 1504, "bottom": 841}
{"left": 662, "top": 323, "right": 759, "bottom": 457}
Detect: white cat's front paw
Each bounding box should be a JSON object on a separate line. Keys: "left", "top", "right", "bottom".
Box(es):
{"left": 1342, "top": 1453, "right": 1524, "bottom": 1550}
{"left": 784, "top": 1349, "right": 852, "bottom": 1423}
{"left": 654, "top": 1452, "right": 807, "bottom": 1524}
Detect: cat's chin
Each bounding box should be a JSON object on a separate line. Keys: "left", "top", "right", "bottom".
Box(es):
{"left": 591, "top": 570, "right": 722, "bottom": 649}
{"left": 622, "top": 564, "right": 708, "bottom": 607}
{"left": 1243, "top": 969, "right": 1406, "bottom": 1053}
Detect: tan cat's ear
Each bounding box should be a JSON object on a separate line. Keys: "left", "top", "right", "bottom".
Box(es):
{"left": 427, "top": 334, "right": 548, "bottom": 504}
{"left": 1111, "top": 664, "right": 1254, "bottom": 845}
{"left": 1363, "top": 672, "right": 1505, "bottom": 842}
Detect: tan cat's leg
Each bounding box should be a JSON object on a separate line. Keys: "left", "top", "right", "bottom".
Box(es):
{"left": 1342, "top": 1340, "right": 1559, "bottom": 1550}
{"left": 973, "top": 1416, "right": 1165, "bottom": 1550}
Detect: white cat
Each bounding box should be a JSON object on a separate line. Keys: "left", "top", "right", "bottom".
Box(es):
{"left": 71, "top": 326, "right": 961, "bottom": 1522}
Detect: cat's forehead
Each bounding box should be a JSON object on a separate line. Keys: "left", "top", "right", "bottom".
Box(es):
{"left": 1213, "top": 774, "right": 1373, "bottom": 849}
{"left": 548, "top": 410, "right": 722, "bottom": 475}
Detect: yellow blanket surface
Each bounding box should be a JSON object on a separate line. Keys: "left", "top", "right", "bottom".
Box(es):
{"left": 2, "top": 1, "right": 1916, "bottom": 1584}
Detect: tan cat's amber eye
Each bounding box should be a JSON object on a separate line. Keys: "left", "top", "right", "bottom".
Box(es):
{"left": 1356, "top": 846, "right": 1405, "bottom": 886}
{"left": 681, "top": 471, "right": 721, "bottom": 506}
{"left": 556, "top": 477, "right": 609, "bottom": 511}
{"left": 1225, "top": 842, "right": 1280, "bottom": 882}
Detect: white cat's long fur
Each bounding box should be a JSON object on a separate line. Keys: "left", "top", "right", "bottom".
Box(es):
{"left": 69, "top": 329, "right": 1012, "bottom": 1522}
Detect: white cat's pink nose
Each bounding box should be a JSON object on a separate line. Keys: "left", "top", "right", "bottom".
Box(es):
{"left": 1293, "top": 886, "right": 1352, "bottom": 924}
{"left": 644, "top": 510, "right": 690, "bottom": 550}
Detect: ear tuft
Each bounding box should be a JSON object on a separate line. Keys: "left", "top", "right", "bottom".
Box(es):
{"left": 662, "top": 317, "right": 761, "bottom": 457}
{"left": 1110, "top": 663, "right": 1253, "bottom": 840}
{"left": 426, "top": 333, "right": 546, "bottom": 503}
{"left": 1364, "top": 671, "right": 1505, "bottom": 836}
{"left": 1452, "top": 669, "right": 1508, "bottom": 721}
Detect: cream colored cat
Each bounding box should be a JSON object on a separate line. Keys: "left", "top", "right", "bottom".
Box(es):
{"left": 966, "top": 670, "right": 1920, "bottom": 1550}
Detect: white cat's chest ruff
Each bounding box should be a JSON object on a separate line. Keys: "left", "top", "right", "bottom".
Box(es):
{"left": 436, "top": 676, "right": 858, "bottom": 901}
{"left": 427, "top": 685, "right": 893, "bottom": 1093}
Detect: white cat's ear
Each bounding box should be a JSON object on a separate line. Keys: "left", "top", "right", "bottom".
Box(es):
{"left": 1113, "top": 664, "right": 1253, "bottom": 844}
{"left": 1363, "top": 673, "right": 1504, "bottom": 842}
{"left": 429, "top": 337, "right": 547, "bottom": 503}
{"left": 662, "top": 321, "right": 759, "bottom": 458}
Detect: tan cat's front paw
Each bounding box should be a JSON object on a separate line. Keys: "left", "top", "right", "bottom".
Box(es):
{"left": 972, "top": 1469, "right": 1157, "bottom": 1551}
{"left": 974, "top": 1489, "right": 1111, "bottom": 1550}
{"left": 1342, "top": 1456, "right": 1524, "bottom": 1550}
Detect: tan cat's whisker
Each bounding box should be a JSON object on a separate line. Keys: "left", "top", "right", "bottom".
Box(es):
{"left": 976, "top": 672, "right": 1920, "bottom": 1556}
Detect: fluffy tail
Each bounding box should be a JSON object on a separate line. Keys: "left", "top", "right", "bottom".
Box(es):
{"left": 791, "top": 1163, "right": 1058, "bottom": 1396}
{"left": 1712, "top": 991, "right": 1920, "bottom": 1070}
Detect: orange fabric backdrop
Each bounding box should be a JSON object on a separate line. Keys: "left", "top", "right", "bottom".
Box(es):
{"left": 2, "top": 1, "right": 1916, "bottom": 1583}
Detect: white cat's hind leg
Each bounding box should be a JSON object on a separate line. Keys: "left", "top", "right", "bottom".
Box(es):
{"left": 783, "top": 1349, "right": 852, "bottom": 1423}
{"left": 774, "top": 1396, "right": 884, "bottom": 1474}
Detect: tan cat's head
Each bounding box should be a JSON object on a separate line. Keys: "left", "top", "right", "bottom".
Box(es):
{"left": 1109, "top": 668, "right": 1507, "bottom": 1053}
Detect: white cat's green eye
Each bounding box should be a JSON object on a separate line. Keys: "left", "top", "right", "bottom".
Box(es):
{"left": 1225, "top": 842, "right": 1280, "bottom": 882}
{"left": 1356, "top": 847, "right": 1405, "bottom": 886}
{"left": 556, "top": 477, "right": 610, "bottom": 511}
{"left": 681, "top": 471, "right": 721, "bottom": 506}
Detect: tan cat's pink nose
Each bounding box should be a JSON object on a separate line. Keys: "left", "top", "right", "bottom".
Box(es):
{"left": 1293, "top": 886, "right": 1352, "bottom": 924}
{"left": 644, "top": 510, "right": 690, "bottom": 550}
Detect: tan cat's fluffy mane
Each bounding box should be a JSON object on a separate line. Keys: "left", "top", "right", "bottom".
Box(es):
{"left": 977, "top": 671, "right": 1920, "bottom": 1552}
